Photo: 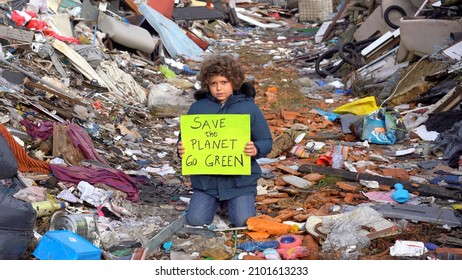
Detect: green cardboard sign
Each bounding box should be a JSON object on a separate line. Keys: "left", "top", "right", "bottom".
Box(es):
{"left": 180, "top": 114, "right": 251, "bottom": 175}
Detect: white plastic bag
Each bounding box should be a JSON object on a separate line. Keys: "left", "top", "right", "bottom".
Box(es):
{"left": 390, "top": 240, "right": 428, "bottom": 257}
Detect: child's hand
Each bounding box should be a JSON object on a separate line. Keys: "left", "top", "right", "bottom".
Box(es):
{"left": 244, "top": 141, "right": 258, "bottom": 157}
{"left": 177, "top": 141, "right": 185, "bottom": 158}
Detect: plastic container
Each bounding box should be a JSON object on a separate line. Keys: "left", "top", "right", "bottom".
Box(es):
{"left": 392, "top": 183, "right": 410, "bottom": 203}
{"left": 32, "top": 230, "right": 101, "bottom": 260}
{"left": 277, "top": 235, "right": 303, "bottom": 249}
{"left": 50, "top": 211, "right": 99, "bottom": 245}
{"left": 31, "top": 200, "right": 69, "bottom": 218}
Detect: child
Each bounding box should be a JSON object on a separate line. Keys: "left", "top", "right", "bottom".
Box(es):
{"left": 177, "top": 54, "right": 273, "bottom": 227}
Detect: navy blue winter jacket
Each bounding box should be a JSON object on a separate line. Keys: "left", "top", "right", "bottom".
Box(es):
{"left": 184, "top": 88, "right": 273, "bottom": 201}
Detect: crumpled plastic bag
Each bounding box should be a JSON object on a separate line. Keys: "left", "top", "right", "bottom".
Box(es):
{"left": 77, "top": 181, "right": 111, "bottom": 207}
{"left": 431, "top": 119, "right": 462, "bottom": 168}
{"left": 237, "top": 240, "right": 279, "bottom": 252}
{"left": 390, "top": 240, "right": 428, "bottom": 257}
{"left": 321, "top": 206, "right": 384, "bottom": 252}
{"left": 349, "top": 108, "right": 407, "bottom": 145}
{"left": 10, "top": 10, "right": 79, "bottom": 44}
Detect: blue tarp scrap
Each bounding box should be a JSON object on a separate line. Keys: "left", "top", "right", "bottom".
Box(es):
{"left": 137, "top": 2, "right": 204, "bottom": 62}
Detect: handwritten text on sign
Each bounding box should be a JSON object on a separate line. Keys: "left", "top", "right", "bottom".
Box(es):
{"left": 180, "top": 114, "right": 250, "bottom": 175}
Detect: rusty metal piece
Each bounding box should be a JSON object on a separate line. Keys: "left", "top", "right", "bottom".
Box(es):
{"left": 359, "top": 239, "right": 391, "bottom": 260}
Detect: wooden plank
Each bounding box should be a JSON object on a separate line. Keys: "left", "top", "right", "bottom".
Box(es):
{"left": 19, "top": 88, "right": 66, "bottom": 123}
{"left": 298, "top": 163, "right": 462, "bottom": 201}
{"left": 44, "top": 43, "right": 69, "bottom": 78}
{"left": 275, "top": 164, "right": 302, "bottom": 176}
{"left": 52, "top": 124, "right": 87, "bottom": 166}
{"left": 238, "top": 10, "right": 283, "bottom": 24}
{"left": 0, "top": 55, "right": 88, "bottom": 106}
{"left": 0, "top": 26, "right": 35, "bottom": 42}
{"left": 38, "top": 101, "right": 74, "bottom": 120}
{"left": 51, "top": 39, "right": 108, "bottom": 88}
{"left": 122, "top": 0, "right": 140, "bottom": 14}
{"left": 439, "top": 94, "right": 462, "bottom": 112}
{"left": 362, "top": 30, "right": 401, "bottom": 63}
{"left": 24, "top": 78, "right": 85, "bottom": 106}
{"left": 432, "top": 85, "right": 462, "bottom": 113}
{"left": 236, "top": 11, "right": 282, "bottom": 28}
{"left": 321, "top": 0, "right": 351, "bottom": 42}
{"left": 47, "top": 0, "right": 64, "bottom": 14}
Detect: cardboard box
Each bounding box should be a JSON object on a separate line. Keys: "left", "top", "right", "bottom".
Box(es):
{"left": 33, "top": 230, "right": 101, "bottom": 260}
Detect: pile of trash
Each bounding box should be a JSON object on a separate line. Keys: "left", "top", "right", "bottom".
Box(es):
{"left": 1, "top": 0, "right": 462, "bottom": 261}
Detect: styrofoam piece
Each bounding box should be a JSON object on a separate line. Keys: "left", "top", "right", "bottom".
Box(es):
{"left": 281, "top": 175, "right": 313, "bottom": 190}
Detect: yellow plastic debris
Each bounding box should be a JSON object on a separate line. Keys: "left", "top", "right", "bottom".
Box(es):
{"left": 333, "top": 96, "right": 379, "bottom": 115}
{"left": 159, "top": 65, "right": 176, "bottom": 79}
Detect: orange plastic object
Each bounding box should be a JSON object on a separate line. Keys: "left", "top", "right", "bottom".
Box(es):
{"left": 246, "top": 231, "right": 271, "bottom": 241}
{"left": 267, "top": 87, "right": 278, "bottom": 93}
{"left": 246, "top": 215, "right": 292, "bottom": 235}
{"left": 93, "top": 101, "right": 102, "bottom": 109}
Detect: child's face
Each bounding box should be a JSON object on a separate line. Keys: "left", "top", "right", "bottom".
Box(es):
{"left": 208, "top": 75, "right": 233, "bottom": 104}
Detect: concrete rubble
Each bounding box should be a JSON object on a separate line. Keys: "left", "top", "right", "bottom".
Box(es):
{"left": 0, "top": 0, "right": 462, "bottom": 260}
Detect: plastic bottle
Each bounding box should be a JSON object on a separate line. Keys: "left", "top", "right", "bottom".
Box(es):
{"left": 31, "top": 200, "right": 69, "bottom": 218}
{"left": 291, "top": 144, "right": 310, "bottom": 158}
{"left": 391, "top": 183, "right": 409, "bottom": 203}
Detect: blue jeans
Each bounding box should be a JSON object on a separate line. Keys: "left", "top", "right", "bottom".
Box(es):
{"left": 186, "top": 190, "right": 256, "bottom": 227}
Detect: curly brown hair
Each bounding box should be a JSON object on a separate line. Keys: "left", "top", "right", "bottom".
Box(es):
{"left": 197, "top": 54, "right": 245, "bottom": 91}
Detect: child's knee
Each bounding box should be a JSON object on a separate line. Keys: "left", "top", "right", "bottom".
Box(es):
{"left": 231, "top": 215, "right": 250, "bottom": 227}
{"left": 186, "top": 212, "right": 210, "bottom": 226}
